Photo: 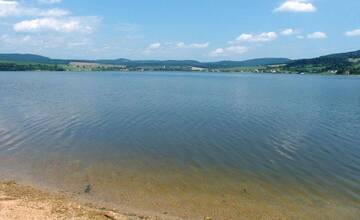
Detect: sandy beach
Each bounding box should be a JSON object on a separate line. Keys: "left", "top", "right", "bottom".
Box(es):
{"left": 0, "top": 181, "right": 183, "bottom": 220}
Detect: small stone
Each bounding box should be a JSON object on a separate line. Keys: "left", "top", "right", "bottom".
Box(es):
{"left": 84, "top": 184, "right": 92, "bottom": 194}
{"left": 205, "top": 217, "right": 212, "bottom": 220}
{"left": 104, "top": 212, "right": 117, "bottom": 220}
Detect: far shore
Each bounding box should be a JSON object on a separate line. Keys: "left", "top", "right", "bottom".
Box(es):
{"left": 0, "top": 70, "right": 343, "bottom": 76}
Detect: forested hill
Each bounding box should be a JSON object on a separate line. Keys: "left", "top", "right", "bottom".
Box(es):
{"left": 284, "top": 50, "right": 360, "bottom": 74}
{"left": 0, "top": 54, "right": 67, "bottom": 64}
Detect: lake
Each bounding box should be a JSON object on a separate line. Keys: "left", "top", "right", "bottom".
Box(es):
{"left": 0, "top": 71, "right": 359, "bottom": 219}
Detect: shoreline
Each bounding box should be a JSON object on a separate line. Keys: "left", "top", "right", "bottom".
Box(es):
{"left": 0, "top": 70, "right": 348, "bottom": 78}
{"left": 2, "top": 178, "right": 358, "bottom": 220}
{"left": 0, "top": 181, "right": 184, "bottom": 220}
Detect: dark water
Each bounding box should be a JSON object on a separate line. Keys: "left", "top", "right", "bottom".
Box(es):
{"left": 0, "top": 71, "right": 359, "bottom": 219}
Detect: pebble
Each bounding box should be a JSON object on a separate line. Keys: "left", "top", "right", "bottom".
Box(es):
{"left": 84, "top": 184, "right": 92, "bottom": 194}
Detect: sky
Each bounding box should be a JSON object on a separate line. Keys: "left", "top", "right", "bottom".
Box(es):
{"left": 0, "top": 0, "right": 359, "bottom": 61}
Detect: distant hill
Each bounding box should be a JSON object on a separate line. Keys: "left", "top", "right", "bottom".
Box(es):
{"left": 320, "top": 50, "right": 360, "bottom": 59}
{"left": 285, "top": 50, "right": 360, "bottom": 74}
{"left": 95, "top": 58, "right": 291, "bottom": 68}
{"left": 207, "top": 58, "right": 291, "bottom": 68}
{"left": 0, "top": 54, "right": 290, "bottom": 68}
{"left": 0, "top": 50, "right": 359, "bottom": 74}
{"left": 0, "top": 54, "right": 68, "bottom": 64}
{"left": 0, "top": 54, "right": 52, "bottom": 63}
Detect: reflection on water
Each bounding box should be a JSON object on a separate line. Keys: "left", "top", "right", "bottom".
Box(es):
{"left": 0, "top": 71, "right": 359, "bottom": 219}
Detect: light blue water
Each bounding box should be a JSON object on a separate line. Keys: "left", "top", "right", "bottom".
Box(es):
{"left": 0, "top": 71, "right": 359, "bottom": 219}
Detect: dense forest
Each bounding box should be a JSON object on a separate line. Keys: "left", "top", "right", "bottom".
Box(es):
{"left": 283, "top": 50, "right": 360, "bottom": 74}
{"left": 0, "top": 62, "right": 65, "bottom": 71}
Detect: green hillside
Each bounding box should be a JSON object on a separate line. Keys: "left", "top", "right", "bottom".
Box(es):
{"left": 284, "top": 50, "right": 360, "bottom": 74}
{"left": 0, "top": 54, "right": 68, "bottom": 65}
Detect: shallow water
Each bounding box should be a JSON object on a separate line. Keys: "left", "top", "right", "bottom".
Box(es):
{"left": 0, "top": 71, "right": 359, "bottom": 219}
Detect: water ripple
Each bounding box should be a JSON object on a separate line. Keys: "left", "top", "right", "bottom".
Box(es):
{"left": 0, "top": 71, "right": 359, "bottom": 209}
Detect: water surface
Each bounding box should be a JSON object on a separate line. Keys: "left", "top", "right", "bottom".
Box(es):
{"left": 0, "top": 71, "right": 359, "bottom": 219}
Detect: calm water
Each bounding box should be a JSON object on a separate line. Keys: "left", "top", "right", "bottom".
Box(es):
{"left": 0, "top": 71, "right": 359, "bottom": 219}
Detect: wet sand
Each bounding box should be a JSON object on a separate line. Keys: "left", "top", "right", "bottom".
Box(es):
{"left": 1, "top": 156, "right": 360, "bottom": 220}
{"left": 1, "top": 179, "right": 359, "bottom": 220}
{"left": 0, "top": 181, "right": 183, "bottom": 220}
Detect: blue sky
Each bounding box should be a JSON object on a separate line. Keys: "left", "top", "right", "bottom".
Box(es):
{"left": 0, "top": 0, "right": 359, "bottom": 61}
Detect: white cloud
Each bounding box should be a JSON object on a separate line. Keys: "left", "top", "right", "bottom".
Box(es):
{"left": 38, "top": 8, "right": 68, "bottom": 17}
{"left": 236, "top": 32, "right": 277, "bottom": 43}
{"left": 0, "top": 0, "right": 68, "bottom": 17}
{"left": 190, "top": 42, "right": 210, "bottom": 49}
{"left": 38, "top": 0, "right": 62, "bottom": 4}
{"left": 147, "top": 42, "right": 161, "bottom": 50}
{"left": 0, "top": 0, "right": 20, "bottom": 17}
{"left": 0, "top": 33, "right": 97, "bottom": 56}
{"left": 307, "top": 31, "right": 327, "bottom": 39}
{"left": 209, "top": 45, "right": 248, "bottom": 57}
{"left": 176, "top": 42, "right": 186, "bottom": 48}
{"left": 146, "top": 41, "right": 209, "bottom": 51}
{"left": 214, "top": 31, "right": 275, "bottom": 57}
{"left": 176, "top": 42, "right": 210, "bottom": 49}
{"left": 275, "top": 0, "right": 316, "bottom": 13}
{"left": 14, "top": 17, "right": 99, "bottom": 33}
{"left": 0, "top": 0, "right": 102, "bottom": 57}
{"left": 280, "top": 28, "right": 298, "bottom": 36}
{"left": 345, "top": 29, "right": 360, "bottom": 37}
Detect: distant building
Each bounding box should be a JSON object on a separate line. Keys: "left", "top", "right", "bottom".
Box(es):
{"left": 191, "top": 66, "right": 206, "bottom": 72}
{"left": 70, "top": 62, "right": 100, "bottom": 68}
